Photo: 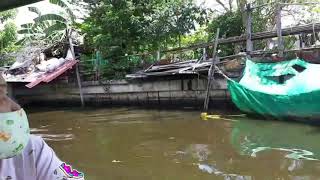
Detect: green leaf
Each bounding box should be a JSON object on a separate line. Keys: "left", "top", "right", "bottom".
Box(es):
{"left": 49, "top": 0, "right": 76, "bottom": 22}
{"left": 20, "top": 23, "right": 34, "bottom": 29}
{"left": 34, "top": 14, "right": 67, "bottom": 24}
{"left": 15, "top": 38, "right": 27, "bottom": 45}
{"left": 17, "top": 29, "right": 32, "bottom": 34}
{"left": 44, "top": 22, "right": 67, "bottom": 36}
{"left": 28, "top": 7, "right": 41, "bottom": 16}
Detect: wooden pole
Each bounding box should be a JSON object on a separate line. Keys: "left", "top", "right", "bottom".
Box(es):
{"left": 68, "top": 30, "right": 85, "bottom": 107}
{"left": 157, "top": 50, "right": 161, "bottom": 61}
{"left": 203, "top": 48, "right": 207, "bottom": 61}
{"left": 276, "top": 3, "right": 284, "bottom": 57}
{"left": 203, "top": 28, "right": 220, "bottom": 112}
{"left": 246, "top": 4, "right": 253, "bottom": 53}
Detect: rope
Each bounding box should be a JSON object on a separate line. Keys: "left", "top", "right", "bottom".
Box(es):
{"left": 313, "top": 23, "right": 317, "bottom": 45}
{"left": 214, "top": 65, "right": 232, "bottom": 81}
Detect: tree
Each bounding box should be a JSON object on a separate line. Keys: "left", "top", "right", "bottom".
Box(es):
{"left": 79, "top": 0, "right": 206, "bottom": 79}
{"left": 81, "top": 0, "right": 205, "bottom": 56}
{"left": 0, "top": 10, "right": 19, "bottom": 55}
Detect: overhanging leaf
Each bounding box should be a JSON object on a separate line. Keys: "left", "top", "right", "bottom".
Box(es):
{"left": 44, "top": 22, "right": 67, "bottom": 36}
{"left": 28, "top": 7, "right": 41, "bottom": 16}
{"left": 49, "top": 0, "right": 76, "bottom": 22}
{"left": 20, "top": 23, "right": 34, "bottom": 29}
{"left": 34, "top": 14, "right": 67, "bottom": 24}
{"left": 17, "top": 29, "right": 33, "bottom": 34}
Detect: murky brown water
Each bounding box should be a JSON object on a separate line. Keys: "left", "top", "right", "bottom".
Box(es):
{"left": 27, "top": 108, "right": 320, "bottom": 180}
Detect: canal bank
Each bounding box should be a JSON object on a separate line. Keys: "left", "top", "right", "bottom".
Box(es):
{"left": 9, "top": 75, "right": 235, "bottom": 109}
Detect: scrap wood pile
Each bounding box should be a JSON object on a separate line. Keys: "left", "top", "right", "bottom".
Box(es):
{"left": 126, "top": 57, "right": 244, "bottom": 79}
{"left": 2, "top": 38, "right": 79, "bottom": 83}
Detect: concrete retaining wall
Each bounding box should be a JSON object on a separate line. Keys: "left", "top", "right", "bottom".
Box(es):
{"left": 10, "top": 77, "right": 233, "bottom": 109}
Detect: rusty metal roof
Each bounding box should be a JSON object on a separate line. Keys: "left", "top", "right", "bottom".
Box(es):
{"left": 0, "top": 0, "right": 43, "bottom": 12}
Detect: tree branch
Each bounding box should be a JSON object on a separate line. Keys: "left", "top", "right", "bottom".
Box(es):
{"left": 229, "top": 0, "right": 233, "bottom": 12}
{"left": 216, "top": 0, "right": 230, "bottom": 12}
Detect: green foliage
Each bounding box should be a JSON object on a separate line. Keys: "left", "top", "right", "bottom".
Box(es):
{"left": 0, "top": 22, "right": 18, "bottom": 54}
{"left": 80, "top": 0, "right": 206, "bottom": 79}
{"left": 0, "top": 10, "right": 20, "bottom": 65}
{"left": 49, "top": 0, "right": 76, "bottom": 22}
{"left": 0, "top": 10, "right": 17, "bottom": 23}
{"left": 207, "top": 11, "right": 244, "bottom": 56}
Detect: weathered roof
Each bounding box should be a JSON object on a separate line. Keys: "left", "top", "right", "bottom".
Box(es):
{"left": 0, "top": 0, "right": 43, "bottom": 12}
{"left": 26, "top": 60, "right": 78, "bottom": 88}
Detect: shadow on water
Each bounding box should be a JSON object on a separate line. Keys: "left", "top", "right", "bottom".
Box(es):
{"left": 27, "top": 108, "right": 320, "bottom": 180}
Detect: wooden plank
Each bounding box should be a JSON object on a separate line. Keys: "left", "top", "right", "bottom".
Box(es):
{"left": 162, "top": 23, "right": 320, "bottom": 54}
{"left": 68, "top": 31, "right": 85, "bottom": 107}
{"left": 203, "top": 28, "right": 220, "bottom": 112}
{"left": 276, "top": 4, "right": 284, "bottom": 57}
{"left": 246, "top": 4, "right": 253, "bottom": 52}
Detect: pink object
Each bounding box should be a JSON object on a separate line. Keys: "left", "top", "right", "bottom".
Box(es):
{"left": 26, "top": 60, "right": 78, "bottom": 88}
{"left": 61, "top": 163, "right": 84, "bottom": 178}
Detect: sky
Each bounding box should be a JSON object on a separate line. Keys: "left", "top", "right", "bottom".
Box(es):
{"left": 15, "top": 1, "right": 62, "bottom": 26}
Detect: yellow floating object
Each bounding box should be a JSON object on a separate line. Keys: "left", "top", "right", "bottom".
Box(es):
{"left": 200, "top": 113, "right": 237, "bottom": 122}
{"left": 200, "top": 112, "right": 208, "bottom": 120}
{"left": 200, "top": 113, "right": 221, "bottom": 121}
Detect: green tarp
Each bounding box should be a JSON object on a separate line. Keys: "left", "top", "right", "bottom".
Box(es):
{"left": 227, "top": 58, "right": 320, "bottom": 119}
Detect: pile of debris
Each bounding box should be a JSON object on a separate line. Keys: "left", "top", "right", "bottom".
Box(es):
{"left": 126, "top": 56, "right": 244, "bottom": 79}
{"left": 2, "top": 42, "right": 75, "bottom": 83}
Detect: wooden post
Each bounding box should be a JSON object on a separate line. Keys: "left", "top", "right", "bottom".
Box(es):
{"left": 246, "top": 4, "right": 253, "bottom": 53}
{"left": 203, "top": 28, "right": 220, "bottom": 112}
{"left": 203, "top": 48, "right": 207, "bottom": 61}
{"left": 157, "top": 50, "right": 161, "bottom": 61}
{"left": 68, "top": 30, "right": 85, "bottom": 107}
{"left": 276, "top": 3, "right": 284, "bottom": 57}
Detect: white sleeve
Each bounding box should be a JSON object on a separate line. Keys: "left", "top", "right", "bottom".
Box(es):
{"left": 32, "top": 136, "right": 85, "bottom": 180}
{"left": 32, "top": 136, "right": 63, "bottom": 180}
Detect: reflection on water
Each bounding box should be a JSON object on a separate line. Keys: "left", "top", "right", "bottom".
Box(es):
{"left": 27, "top": 108, "right": 320, "bottom": 180}
{"left": 231, "top": 118, "right": 320, "bottom": 161}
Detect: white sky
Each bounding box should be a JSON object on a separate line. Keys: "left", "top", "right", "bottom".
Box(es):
{"left": 15, "top": 1, "right": 62, "bottom": 26}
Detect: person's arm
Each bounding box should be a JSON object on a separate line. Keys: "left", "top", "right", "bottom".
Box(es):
{"left": 32, "top": 136, "right": 85, "bottom": 180}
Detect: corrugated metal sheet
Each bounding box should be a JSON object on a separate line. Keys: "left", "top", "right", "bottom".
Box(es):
{"left": 26, "top": 60, "right": 78, "bottom": 88}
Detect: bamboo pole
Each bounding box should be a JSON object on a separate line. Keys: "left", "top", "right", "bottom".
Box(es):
{"left": 68, "top": 30, "right": 85, "bottom": 107}
{"left": 203, "top": 48, "right": 207, "bottom": 61}
{"left": 110, "top": 23, "right": 320, "bottom": 60}
{"left": 246, "top": 4, "right": 253, "bottom": 53}
{"left": 157, "top": 50, "right": 161, "bottom": 61}
{"left": 276, "top": 4, "right": 284, "bottom": 57}
{"left": 161, "top": 23, "right": 320, "bottom": 54}
{"left": 203, "top": 28, "right": 220, "bottom": 112}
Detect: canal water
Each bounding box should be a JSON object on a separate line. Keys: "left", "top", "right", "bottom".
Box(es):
{"left": 28, "top": 108, "right": 320, "bottom": 179}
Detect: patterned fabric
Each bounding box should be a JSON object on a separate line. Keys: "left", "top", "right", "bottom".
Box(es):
{"left": 52, "top": 163, "right": 85, "bottom": 180}
{"left": 0, "top": 109, "right": 30, "bottom": 159}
